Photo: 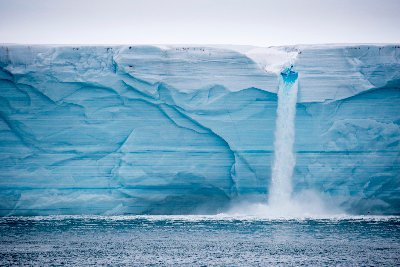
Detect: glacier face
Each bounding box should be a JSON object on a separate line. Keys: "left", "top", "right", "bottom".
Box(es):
{"left": 0, "top": 44, "right": 399, "bottom": 215}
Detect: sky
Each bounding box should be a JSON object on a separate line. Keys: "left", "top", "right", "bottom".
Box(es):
{"left": 0, "top": 0, "right": 399, "bottom": 46}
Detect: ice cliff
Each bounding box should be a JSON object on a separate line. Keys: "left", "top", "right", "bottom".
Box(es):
{"left": 0, "top": 44, "right": 399, "bottom": 215}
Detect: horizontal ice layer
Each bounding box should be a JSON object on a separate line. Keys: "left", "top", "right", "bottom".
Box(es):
{"left": 295, "top": 44, "right": 400, "bottom": 102}
{"left": 0, "top": 44, "right": 399, "bottom": 215}
{"left": 294, "top": 87, "right": 400, "bottom": 214}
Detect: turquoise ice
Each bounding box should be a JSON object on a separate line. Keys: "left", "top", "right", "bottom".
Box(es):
{"left": 0, "top": 45, "right": 399, "bottom": 215}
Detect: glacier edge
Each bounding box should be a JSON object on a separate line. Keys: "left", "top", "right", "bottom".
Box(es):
{"left": 0, "top": 44, "right": 399, "bottom": 215}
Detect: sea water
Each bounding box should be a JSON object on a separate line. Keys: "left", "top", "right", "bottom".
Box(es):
{"left": 0, "top": 215, "right": 399, "bottom": 266}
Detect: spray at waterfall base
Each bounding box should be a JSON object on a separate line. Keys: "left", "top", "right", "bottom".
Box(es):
{"left": 227, "top": 67, "right": 343, "bottom": 217}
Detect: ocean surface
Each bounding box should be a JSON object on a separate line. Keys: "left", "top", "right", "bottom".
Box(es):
{"left": 0, "top": 215, "right": 399, "bottom": 266}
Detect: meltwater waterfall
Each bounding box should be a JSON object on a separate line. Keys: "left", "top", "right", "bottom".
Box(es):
{"left": 268, "top": 67, "right": 299, "bottom": 207}
{"left": 259, "top": 67, "right": 341, "bottom": 217}
{"left": 227, "top": 66, "right": 340, "bottom": 217}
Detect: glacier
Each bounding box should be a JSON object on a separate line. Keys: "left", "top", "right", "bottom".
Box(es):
{"left": 0, "top": 44, "right": 399, "bottom": 215}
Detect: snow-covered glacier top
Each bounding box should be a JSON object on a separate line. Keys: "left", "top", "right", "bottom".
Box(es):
{"left": 1, "top": 44, "right": 399, "bottom": 102}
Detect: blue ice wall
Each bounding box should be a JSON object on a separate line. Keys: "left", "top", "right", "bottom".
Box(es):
{"left": 0, "top": 45, "right": 399, "bottom": 215}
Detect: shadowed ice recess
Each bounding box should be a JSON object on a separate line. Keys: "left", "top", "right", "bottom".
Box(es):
{"left": 0, "top": 44, "right": 399, "bottom": 216}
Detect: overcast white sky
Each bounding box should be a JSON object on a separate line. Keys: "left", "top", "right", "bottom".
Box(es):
{"left": 0, "top": 0, "right": 399, "bottom": 46}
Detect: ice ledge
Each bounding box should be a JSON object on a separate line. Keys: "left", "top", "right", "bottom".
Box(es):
{"left": 1, "top": 44, "right": 399, "bottom": 103}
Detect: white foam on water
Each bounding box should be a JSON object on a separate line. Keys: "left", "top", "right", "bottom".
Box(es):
{"left": 2, "top": 214, "right": 399, "bottom": 222}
